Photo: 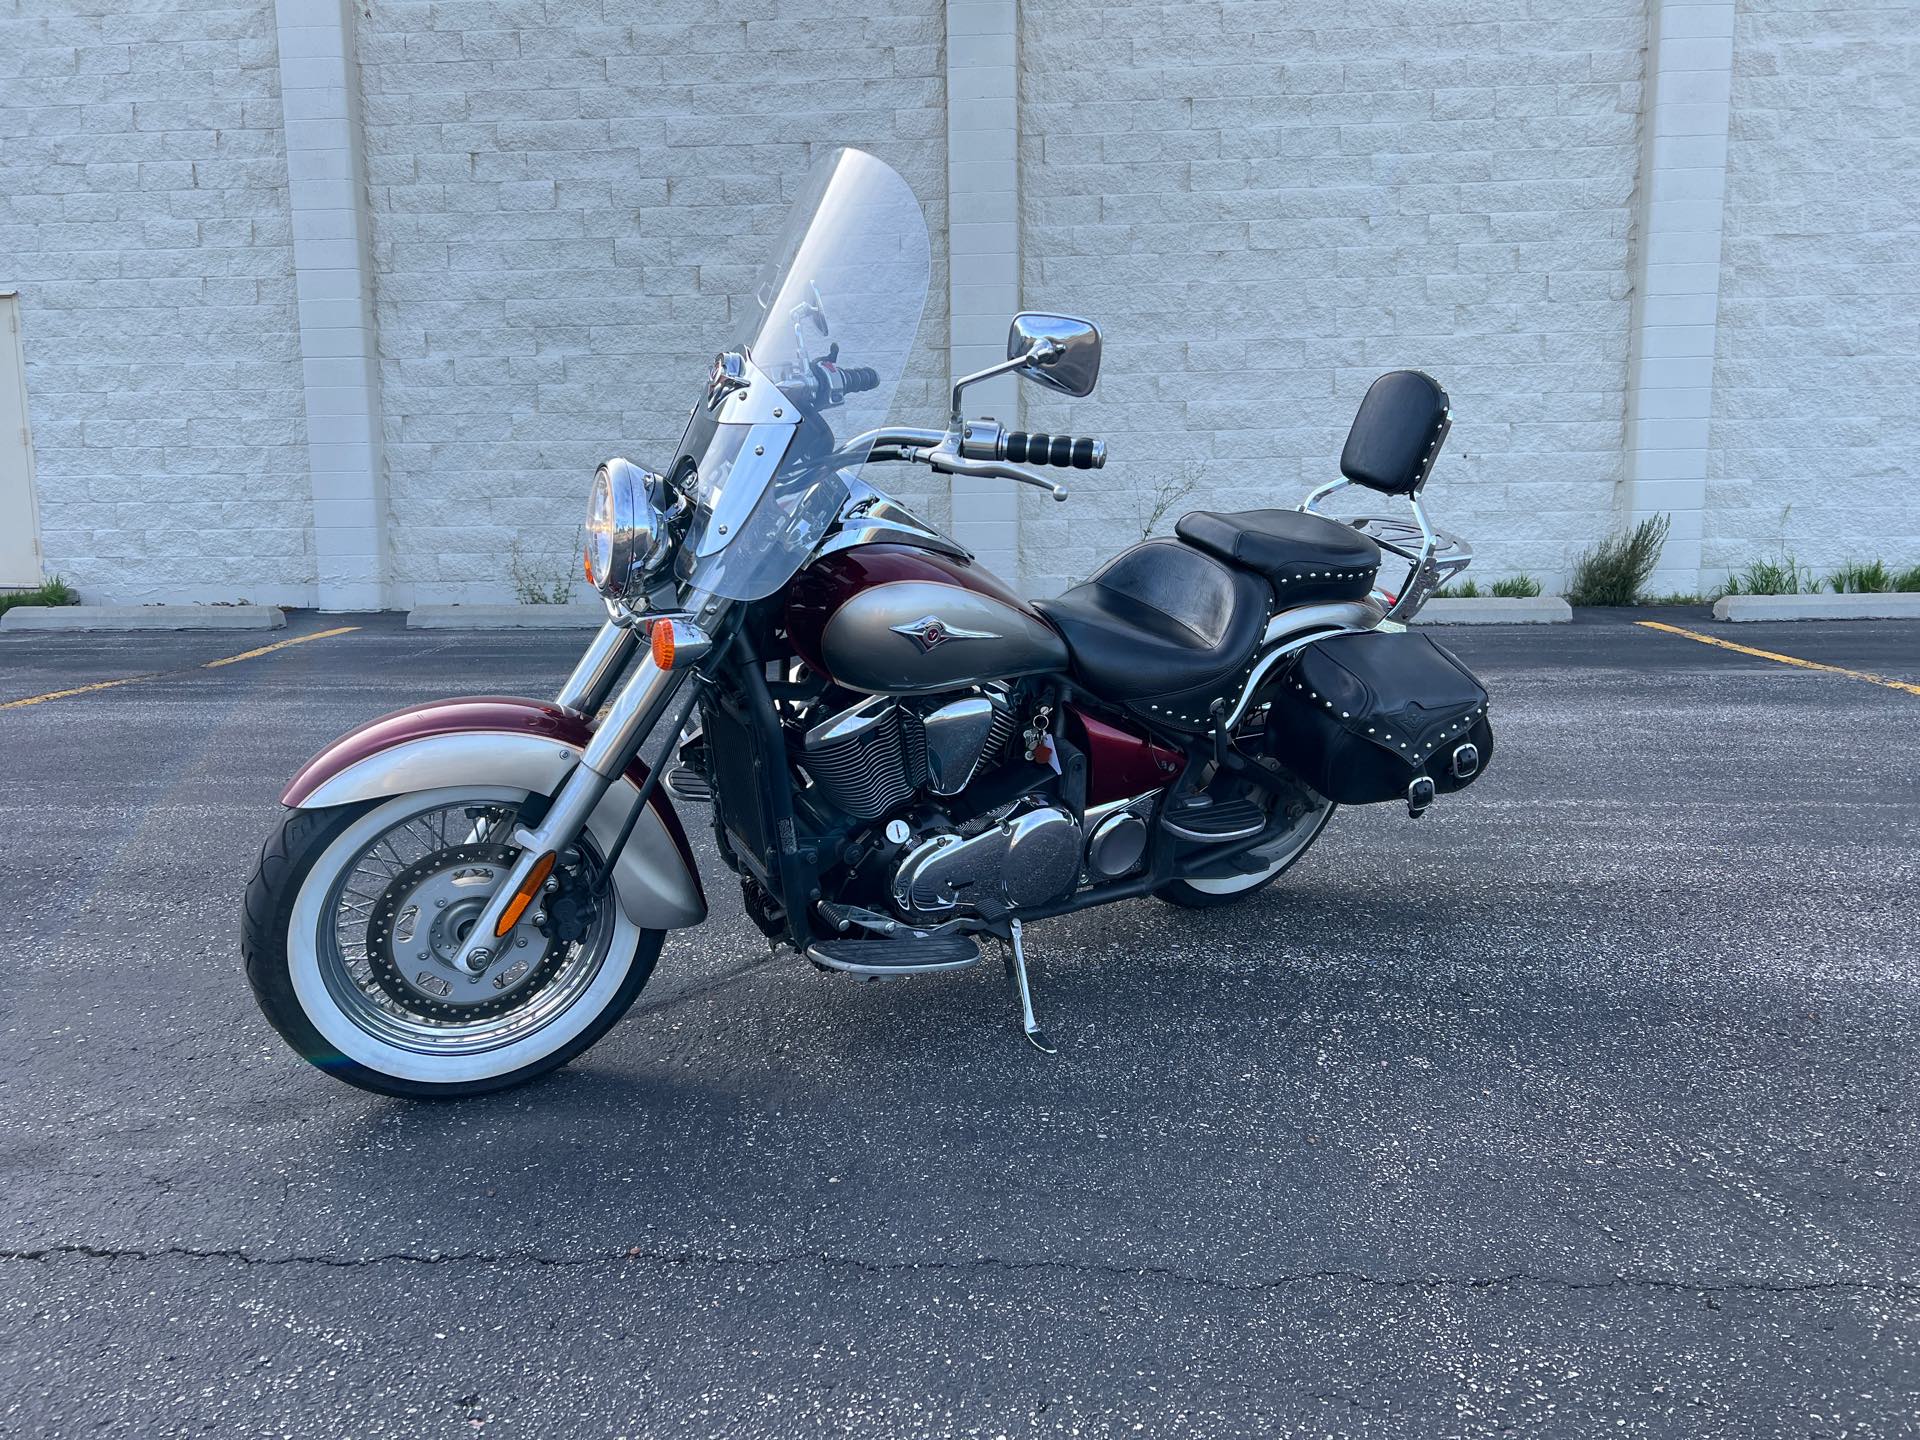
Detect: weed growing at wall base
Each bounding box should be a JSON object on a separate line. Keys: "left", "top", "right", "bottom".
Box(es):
{"left": 507, "top": 532, "right": 582, "bottom": 606}
{"left": 1567, "top": 515, "right": 1669, "bottom": 606}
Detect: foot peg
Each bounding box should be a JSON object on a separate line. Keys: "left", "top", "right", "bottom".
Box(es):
{"left": 807, "top": 934, "right": 980, "bottom": 977}
{"left": 1003, "top": 917, "right": 1056, "bottom": 1054}
{"left": 662, "top": 764, "right": 712, "bottom": 803}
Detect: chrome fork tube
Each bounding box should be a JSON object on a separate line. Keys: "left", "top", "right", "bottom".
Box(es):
{"left": 580, "top": 646, "right": 681, "bottom": 779}
{"left": 555, "top": 618, "right": 641, "bottom": 715}
{"left": 449, "top": 643, "right": 693, "bottom": 976}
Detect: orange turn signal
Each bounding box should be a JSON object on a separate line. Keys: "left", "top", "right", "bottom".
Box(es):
{"left": 650, "top": 618, "right": 675, "bottom": 669}
{"left": 494, "top": 851, "right": 557, "bottom": 937}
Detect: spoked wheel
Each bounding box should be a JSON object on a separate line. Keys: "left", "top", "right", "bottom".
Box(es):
{"left": 243, "top": 787, "right": 663, "bottom": 1098}
{"left": 1156, "top": 773, "right": 1335, "bottom": 910}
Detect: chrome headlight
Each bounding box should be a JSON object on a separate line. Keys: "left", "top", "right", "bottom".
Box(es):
{"left": 584, "top": 457, "right": 672, "bottom": 601}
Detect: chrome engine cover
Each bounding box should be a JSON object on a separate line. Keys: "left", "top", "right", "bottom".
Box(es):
{"left": 920, "top": 692, "right": 1012, "bottom": 795}
{"left": 891, "top": 806, "right": 1083, "bottom": 920}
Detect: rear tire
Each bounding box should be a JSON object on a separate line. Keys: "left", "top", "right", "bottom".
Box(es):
{"left": 1155, "top": 800, "right": 1335, "bottom": 909}
{"left": 242, "top": 793, "right": 664, "bottom": 1099}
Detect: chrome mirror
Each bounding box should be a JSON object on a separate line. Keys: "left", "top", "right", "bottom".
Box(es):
{"left": 1008, "top": 313, "right": 1101, "bottom": 398}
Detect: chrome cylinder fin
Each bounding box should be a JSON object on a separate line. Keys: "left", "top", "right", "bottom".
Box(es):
{"left": 801, "top": 696, "right": 916, "bottom": 820}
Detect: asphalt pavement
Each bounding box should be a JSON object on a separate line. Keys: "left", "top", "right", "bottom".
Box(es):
{"left": 0, "top": 608, "right": 1915, "bottom": 1438}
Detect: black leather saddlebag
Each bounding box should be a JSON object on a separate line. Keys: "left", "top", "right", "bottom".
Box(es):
{"left": 1266, "top": 631, "right": 1493, "bottom": 805}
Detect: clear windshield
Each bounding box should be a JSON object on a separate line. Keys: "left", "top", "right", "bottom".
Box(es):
{"left": 671, "top": 148, "right": 931, "bottom": 600}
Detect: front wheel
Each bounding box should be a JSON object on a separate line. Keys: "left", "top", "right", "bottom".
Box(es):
{"left": 242, "top": 787, "right": 664, "bottom": 1099}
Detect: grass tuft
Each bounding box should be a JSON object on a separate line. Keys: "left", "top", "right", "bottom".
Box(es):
{"left": 1829, "top": 558, "right": 1892, "bottom": 594}
{"left": 0, "top": 575, "right": 79, "bottom": 617}
{"left": 1566, "top": 515, "right": 1669, "bottom": 607}
{"left": 1722, "top": 553, "right": 1818, "bottom": 597}
{"left": 1893, "top": 564, "right": 1920, "bottom": 593}
{"left": 1491, "top": 574, "right": 1542, "bottom": 599}
{"left": 1436, "top": 575, "right": 1542, "bottom": 600}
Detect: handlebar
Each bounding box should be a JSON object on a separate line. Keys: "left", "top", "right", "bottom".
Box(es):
{"left": 823, "top": 423, "right": 1108, "bottom": 503}
{"left": 786, "top": 359, "right": 882, "bottom": 413}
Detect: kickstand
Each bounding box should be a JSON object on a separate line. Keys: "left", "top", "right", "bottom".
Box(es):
{"left": 1002, "top": 917, "right": 1056, "bottom": 1054}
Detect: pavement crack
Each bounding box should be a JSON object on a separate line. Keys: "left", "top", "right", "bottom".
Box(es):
{"left": 1, "top": 1243, "right": 594, "bottom": 1270}
{"left": 3, "top": 1243, "right": 1913, "bottom": 1300}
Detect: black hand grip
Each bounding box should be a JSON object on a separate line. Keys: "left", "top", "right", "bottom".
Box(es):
{"left": 1001, "top": 430, "right": 1105, "bottom": 469}
{"left": 837, "top": 365, "right": 880, "bottom": 394}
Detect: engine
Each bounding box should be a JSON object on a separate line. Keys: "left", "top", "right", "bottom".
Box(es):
{"left": 795, "top": 686, "right": 1086, "bottom": 921}
{"left": 798, "top": 689, "right": 1018, "bottom": 819}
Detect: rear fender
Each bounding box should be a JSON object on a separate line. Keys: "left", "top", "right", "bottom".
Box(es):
{"left": 282, "top": 695, "right": 705, "bottom": 930}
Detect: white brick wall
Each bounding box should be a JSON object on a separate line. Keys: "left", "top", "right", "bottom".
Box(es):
{"left": 4, "top": 0, "right": 1917, "bottom": 605}
{"left": 352, "top": 0, "right": 950, "bottom": 607}
{"left": 1013, "top": 0, "right": 1647, "bottom": 598}
{"left": 0, "top": 0, "right": 314, "bottom": 604}
{"left": 1702, "top": 0, "right": 1920, "bottom": 585}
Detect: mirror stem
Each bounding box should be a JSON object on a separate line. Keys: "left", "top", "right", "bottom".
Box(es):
{"left": 948, "top": 341, "right": 1060, "bottom": 427}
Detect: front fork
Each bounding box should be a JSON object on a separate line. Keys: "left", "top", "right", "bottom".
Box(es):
{"left": 449, "top": 610, "right": 712, "bottom": 975}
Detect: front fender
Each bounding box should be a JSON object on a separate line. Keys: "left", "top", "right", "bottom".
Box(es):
{"left": 282, "top": 695, "right": 705, "bottom": 931}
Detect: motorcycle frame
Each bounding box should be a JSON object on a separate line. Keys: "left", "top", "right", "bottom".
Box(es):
{"left": 560, "top": 604, "right": 1345, "bottom": 953}
{"left": 385, "top": 418, "right": 1462, "bottom": 968}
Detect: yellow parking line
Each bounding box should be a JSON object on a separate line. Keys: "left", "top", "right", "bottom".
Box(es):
{"left": 200, "top": 625, "right": 359, "bottom": 669}
{"left": 0, "top": 674, "right": 156, "bottom": 710}
{"left": 1, "top": 624, "right": 361, "bottom": 709}
{"left": 1636, "top": 620, "right": 1920, "bottom": 697}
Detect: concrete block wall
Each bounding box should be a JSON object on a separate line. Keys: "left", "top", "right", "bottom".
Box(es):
{"left": 352, "top": 0, "right": 950, "bottom": 607}
{"left": 0, "top": 0, "right": 315, "bottom": 604}
{"left": 1701, "top": 0, "right": 1920, "bottom": 585}
{"left": 3, "top": 0, "right": 1916, "bottom": 605}
{"left": 1013, "top": 0, "right": 1647, "bottom": 598}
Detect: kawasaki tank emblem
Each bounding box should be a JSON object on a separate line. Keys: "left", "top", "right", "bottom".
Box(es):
{"left": 889, "top": 614, "right": 1001, "bottom": 653}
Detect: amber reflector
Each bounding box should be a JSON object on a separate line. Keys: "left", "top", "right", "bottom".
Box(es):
{"left": 650, "top": 618, "right": 675, "bottom": 669}
{"left": 493, "top": 851, "right": 557, "bottom": 937}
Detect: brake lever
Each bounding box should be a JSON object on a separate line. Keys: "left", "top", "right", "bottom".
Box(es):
{"left": 912, "top": 440, "right": 1069, "bottom": 501}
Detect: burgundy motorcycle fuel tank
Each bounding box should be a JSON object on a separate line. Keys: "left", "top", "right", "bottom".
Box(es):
{"left": 785, "top": 544, "right": 1069, "bottom": 696}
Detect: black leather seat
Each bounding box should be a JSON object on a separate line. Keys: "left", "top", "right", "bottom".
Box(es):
{"left": 1035, "top": 539, "right": 1268, "bottom": 729}
{"left": 1174, "top": 508, "right": 1381, "bottom": 606}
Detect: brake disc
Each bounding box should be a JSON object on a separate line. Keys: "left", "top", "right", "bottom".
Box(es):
{"left": 364, "top": 844, "right": 565, "bottom": 1022}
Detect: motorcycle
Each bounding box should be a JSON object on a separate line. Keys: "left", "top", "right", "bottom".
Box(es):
{"left": 243, "top": 147, "right": 1494, "bottom": 1097}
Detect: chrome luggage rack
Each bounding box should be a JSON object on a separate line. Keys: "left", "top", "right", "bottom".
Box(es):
{"left": 1299, "top": 479, "right": 1472, "bottom": 624}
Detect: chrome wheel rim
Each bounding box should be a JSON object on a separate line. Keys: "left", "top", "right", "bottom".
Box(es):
{"left": 317, "top": 799, "right": 617, "bottom": 1056}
